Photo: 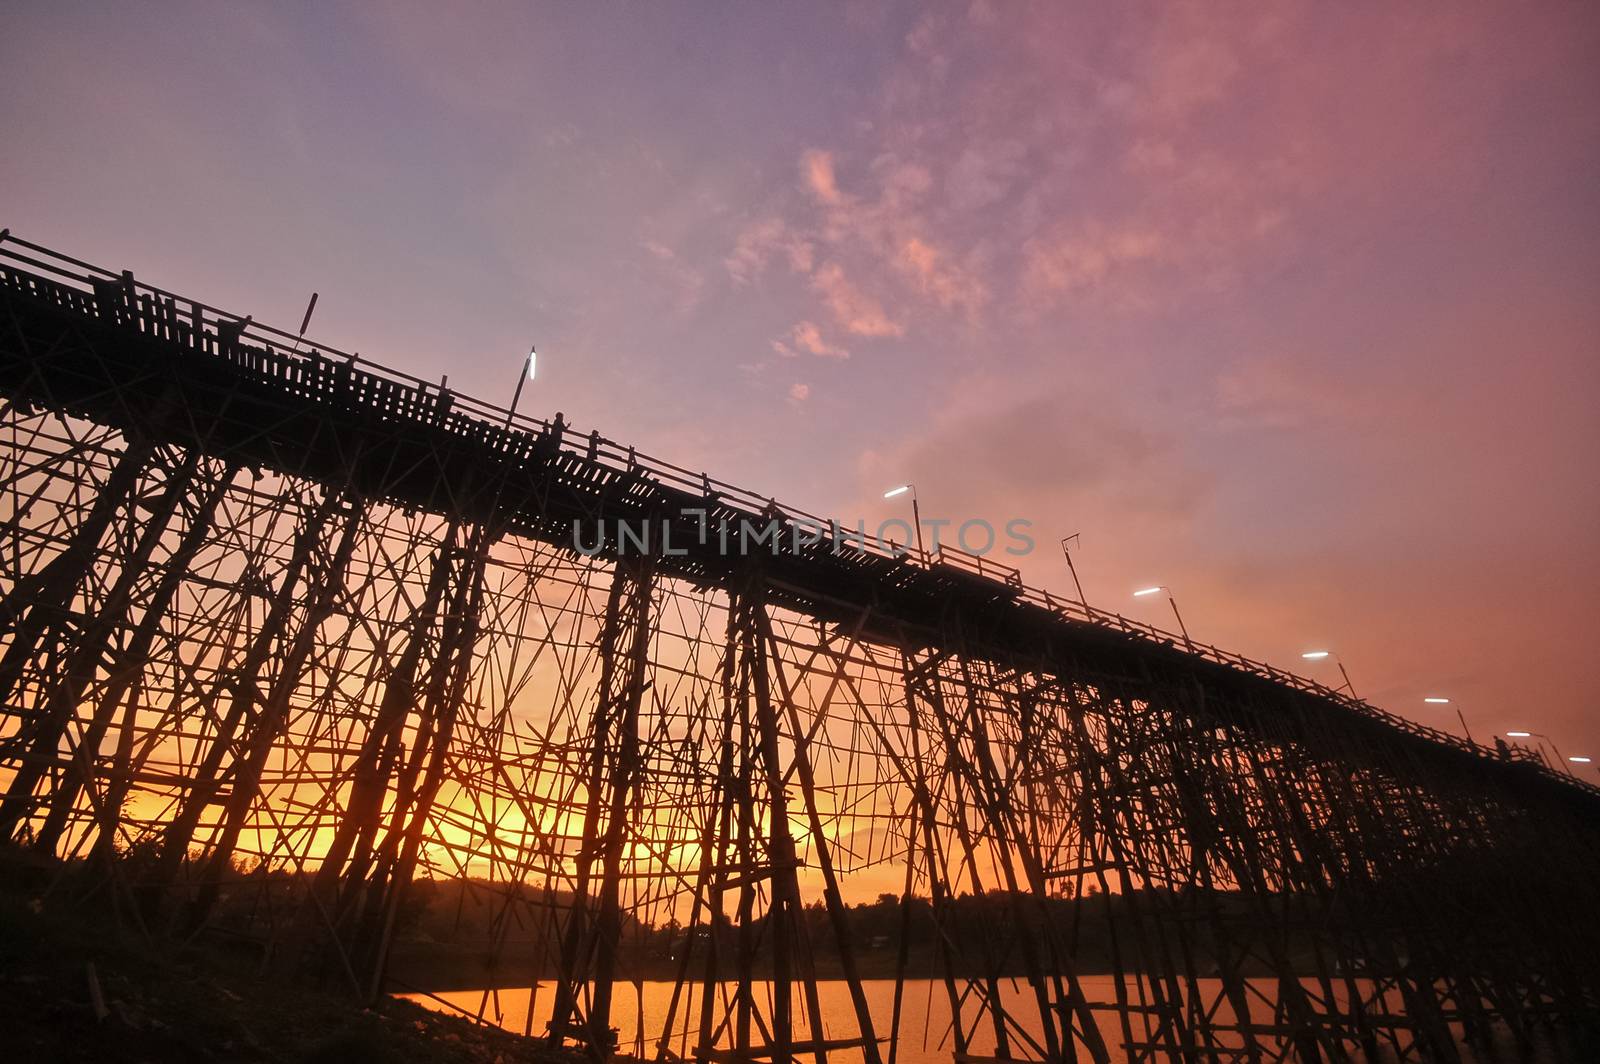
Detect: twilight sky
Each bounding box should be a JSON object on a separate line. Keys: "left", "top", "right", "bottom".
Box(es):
{"left": 4, "top": 2, "right": 1598, "bottom": 762}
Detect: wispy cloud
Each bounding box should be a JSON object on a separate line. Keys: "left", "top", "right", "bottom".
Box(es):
{"left": 780, "top": 320, "right": 850, "bottom": 359}
{"left": 802, "top": 149, "right": 844, "bottom": 206}
{"left": 726, "top": 218, "right": 814, "bottom": 284}
{"left": 1022, "top": 224, "right": 1167, "bottom": 309}
{"left": 640, "top": 239, "right": 705, "bottom": 314}
{"left": 1212, "top": 357, "right": 1353, "bottom": 431}
{"left": 811, "top": 263, "right": 905, "bottom": 338}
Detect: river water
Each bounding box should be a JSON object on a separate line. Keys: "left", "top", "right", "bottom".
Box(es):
{"left": 400, "top": 976, "right": 1551, "bottom": 1062}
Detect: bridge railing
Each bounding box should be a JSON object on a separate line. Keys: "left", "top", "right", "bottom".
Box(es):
{"left": 0, "top": 233, "right": 952, "bottom": 573}
{"left": 933, "top": 543, "right": 1025, "bottom": 589}
{"left": 2, "top": 231, "right": 1592, "bottom": 795}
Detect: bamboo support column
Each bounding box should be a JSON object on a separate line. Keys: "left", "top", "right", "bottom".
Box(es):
{"left": 548, "top": 551, "right": 656, "bottom": 1056}
{"left": 144, "top": 487, "right": 345, "bottom": 914}
{"left": 2, "top": 450, "right": 196, "bottom": 842}
{"left": 185, "top": 497, "right": 367, "bottom": 929}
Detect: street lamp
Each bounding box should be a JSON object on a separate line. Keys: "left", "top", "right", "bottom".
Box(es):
{"left": 1504, "top": 730, "right": 1575, "bottom": 775}
{"left": 506, "top": 343, "right": 537, "bottom": 427}
{"left": 1134, "top": 585, "right": 1191, "bottom": 648}
{"left": 1060, "top": 534, "right": 1094, "bottom": 619}
{"left": 289, "top": 291, "right": 319, "bottom": 354}
{"left": 882, "top": 483, "right": 926, "bottom": 558}
{"left": 1301, "top": 650, "right": 1357, "bottom": 698}
{"left": 1423, "top": 697, "right": 1476, "bottom": 746}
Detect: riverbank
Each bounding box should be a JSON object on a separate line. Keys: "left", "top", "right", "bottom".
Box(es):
{"left": 0, "top": 860, "right": 570, "bottom": 1063}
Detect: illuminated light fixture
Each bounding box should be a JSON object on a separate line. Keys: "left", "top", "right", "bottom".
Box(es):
{"left": 504, "top": 343, "right": 538, "bottom": 424}
{"left": 1424, "top": 697, "right": 1450, "bottom": 704}
{"left": 1302, "top": 648, "right": 1358, "bottom": 698}
{"left": 1506, "top": 731, "right": 1532, "bottom": 738}
{"left": 880, "top": 483, "right": 925, "bottom": 556}
{"left": 1572, "top": 756, "right": 1593, "bottom": 764}
{"left": 1131, "top": 584, "right": 1192, "bottom": 647}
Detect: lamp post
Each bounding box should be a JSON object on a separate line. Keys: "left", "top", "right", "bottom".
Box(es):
{"left": 1424, "top": 697, "right": 1475, "bottom": 746}
{"left": 1506, "top": 730, "right": 1576, "bottom": 775}
{"left": 1301, "top": 650, "right": 1357, "bottom": 698}
{"left": 883, "top": 483, "right": 925, "bottom": 558}
{"left": 289, "top": 291, "right": 318, "bottom": 354}
{"left": 506, "top": 344, "right": 537, "bottom": 427}
{"left": 1134, "top": 585, "right": 1191, "bottom": 649}
{"left": 1060, "top": 534, "right": 1094, "bottom": 619}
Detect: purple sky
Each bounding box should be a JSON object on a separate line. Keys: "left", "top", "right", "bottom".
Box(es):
{"left": 5, "top": 2, "right": 1598, "bottom": 763}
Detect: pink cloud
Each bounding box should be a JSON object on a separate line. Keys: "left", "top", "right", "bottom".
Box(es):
{"left": 790, "top": 320, "right": 850, "bottom": 359}
{"left": 1212, "top": 357, "right": 1353, "bottom": 431}
{"left": 945, "top": 139, "right": 1027, "bottom": 210}
{"left": 1123, "top": 138, "right": 1178, "bottom": 174}
{"left": 1022, "top": 224, "right": 1167, "bottom": 304}
{"left": 811, "top": 263, "right": 905, "bottom": 337}
{"left": 639, "top": 238, "right": 704, "bottom": 313}
{"left": 789, "top": 382, "right": 811, "bottom": 402}
{"left": 725, "top": 218, "right": 814, "bottom": 284}
{"left": 1137, "top": 19, "right": 1242, "bottom": 120}
{"left": 802, "top": 149, "right": 844, "bottom": 206}
{"left": 896, "top": 236, "right": 987, "bottom": 318}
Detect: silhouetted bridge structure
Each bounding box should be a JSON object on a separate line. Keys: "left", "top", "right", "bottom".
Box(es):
{"left": 2, "top": 232, "right": 1597, "bottom": 1063}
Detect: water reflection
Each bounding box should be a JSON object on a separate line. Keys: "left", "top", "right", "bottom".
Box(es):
{"left": 402, "top": 976, "right": 1556, "bottom": 1063}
